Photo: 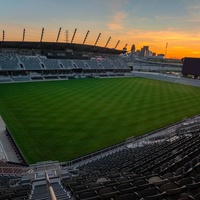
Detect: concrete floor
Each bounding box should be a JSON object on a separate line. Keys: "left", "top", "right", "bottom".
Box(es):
{"left": 0, "top": 116, "right": 20, "bottom": 163}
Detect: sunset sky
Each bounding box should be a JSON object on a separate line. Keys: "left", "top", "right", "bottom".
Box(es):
{"left": 1, "top": 0, "right": 200, "bottom": 59}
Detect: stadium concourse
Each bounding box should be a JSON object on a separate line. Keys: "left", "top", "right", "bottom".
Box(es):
{"left": 0, "top": 116, "right": 19, "bottom": 162}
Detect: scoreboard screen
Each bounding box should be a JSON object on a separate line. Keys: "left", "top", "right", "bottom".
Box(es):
{"left": 182, "top": 57, "right": 200, "bottom": 76}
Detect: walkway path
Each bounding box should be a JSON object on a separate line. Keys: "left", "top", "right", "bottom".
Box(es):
{"left": 0, "top": 116, "right": 20, "bottom": 162}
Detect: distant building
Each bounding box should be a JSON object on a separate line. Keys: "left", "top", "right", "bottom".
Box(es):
{"left": 131, "top": 44, "right": 136, "bottom": 54}
{"left": 141, "top": 46, "right": 149, "bottom": 57}
{"left": 157, "top": 54, "right": 165, "bottom": 59}
{"left": 131, "top": 45, "right": 163, "bottom": 58}
{"left": 152, "top": 52, "right": 156, "bottom": 56}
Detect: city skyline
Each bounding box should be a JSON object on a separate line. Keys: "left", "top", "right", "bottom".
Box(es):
{"left": 1, "top": 0, "right": 200, "bottom": 59}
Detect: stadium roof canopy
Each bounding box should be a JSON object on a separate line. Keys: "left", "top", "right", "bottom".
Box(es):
{"left": 0, "top": 41, "right": 125, "bottom": 55}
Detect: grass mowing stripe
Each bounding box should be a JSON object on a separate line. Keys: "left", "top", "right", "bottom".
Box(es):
{"left": 0, "top": 77, "right": 200, "bottom": 163}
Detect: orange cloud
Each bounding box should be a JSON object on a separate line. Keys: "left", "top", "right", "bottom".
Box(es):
{"left": 107, "top": 11, "right": 128, "bottom": 31}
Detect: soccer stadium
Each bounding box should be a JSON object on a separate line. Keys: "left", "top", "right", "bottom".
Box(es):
{"left": 1, "top": 32, "right": 200, "bottom": 200}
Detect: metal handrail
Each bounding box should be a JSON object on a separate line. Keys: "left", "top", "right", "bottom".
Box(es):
{"left": 45, "top": 171, "right": 57, "bottom": 200}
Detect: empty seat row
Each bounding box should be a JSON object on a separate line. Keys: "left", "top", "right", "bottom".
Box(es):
{"left": 0, "top": 53, "right": 129, "bottom": 71}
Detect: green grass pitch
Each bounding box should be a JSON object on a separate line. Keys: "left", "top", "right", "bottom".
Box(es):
{"left": 0, "top": 77, "right": 200, "bottom": 164}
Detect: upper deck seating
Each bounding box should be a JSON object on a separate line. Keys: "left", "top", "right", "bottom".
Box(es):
{"left": 110, "top": 58, "right": 128, "bottom": 69}
{"left": 40, "top": 57, "right": 61, "bottom": 70}
{"left": 19, "top": 56, "right": 42, "bottom": 70}
{"left": 60, "top": 59, "right": 76, "bottom": 69}
{"left": 86, "top": 60, "right": 102, "bottom": 69}
{"left": 0, "top": 53, "right": 19, "bottom": 70}
{"left": 99, "top": 59, "right": 115, "bottom": 69}
{"left": 73, "top": 60, "right": 89, "bottom": 69}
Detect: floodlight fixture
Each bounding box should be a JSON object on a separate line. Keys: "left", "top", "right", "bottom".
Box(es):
{"left": 40, "top": 27, "right": 44, "bottom": 42}
{"left": 83, "top": 30, "right": 90, "bottom": 44}
{"left": 56, "top": 27, "right": 62, "bottom": 43}
{"left": 2, "top": 30, "right": 5, "bottom": 42}
{"left": 105, "top": 36, "right": 111, "bottom": 48}
{"left": 71, "top": 28, "right": 77, "bottom": 43}
{"left": 94, "top": 33, "right": 101, "bottom": 46}
{"left": 22, "top": 28, "right": 26, "bottom": 42}
{"left": 124, "top": 44, "right": 128, "bottom": 49}
{"left": 114, "top": 40, "right": 120, "bottom": 49}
